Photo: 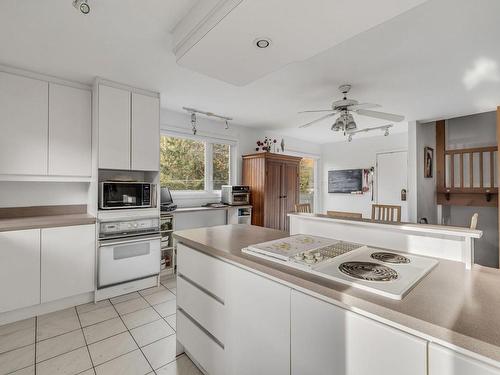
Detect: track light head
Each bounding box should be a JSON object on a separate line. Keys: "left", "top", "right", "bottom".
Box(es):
{"left": 347, "top": 134, "right": 353, "bottom": 142}
{"left": 73, "top": 0, "right": 90, "bottom": 14}
{"left": 384, "top": 128, "right": 390, "bottom": 136}
{"left": 225, "top": 120, "right": 229, "bottom": 130}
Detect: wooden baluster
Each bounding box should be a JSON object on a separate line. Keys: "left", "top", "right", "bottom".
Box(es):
{"left": 490, "top": 151, "right": 495, "bottom": 188}
{"left": 460, "top": 153, "right": 464, "bottom": 188}
{"left": 480, "top": 152, "right": 484, "bottom": 188}
{"left": 469, "top": 153, "right": 473, "bottom": 188}
{"left": 450, "top": 154, "right": 455, "bottom": 189}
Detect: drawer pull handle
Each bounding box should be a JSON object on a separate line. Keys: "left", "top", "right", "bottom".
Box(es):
{"left": 178, "top": 308, "right": 225, "bottom": 349}
{"left": 178, "top": 273, "right": 225, "bottom": 305}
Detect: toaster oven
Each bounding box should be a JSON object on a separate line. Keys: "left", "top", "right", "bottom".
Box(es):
{"left": 221, "top": 185, "right": 250, "bottom": 205}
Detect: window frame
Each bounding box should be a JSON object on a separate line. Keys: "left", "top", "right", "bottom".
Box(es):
{"left": 160, "top": 131, "right": 237, "bottom": 197}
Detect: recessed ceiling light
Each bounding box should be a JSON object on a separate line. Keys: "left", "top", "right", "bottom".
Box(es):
{"left": 254, "top": 38, "right": 271, "bottom": 49}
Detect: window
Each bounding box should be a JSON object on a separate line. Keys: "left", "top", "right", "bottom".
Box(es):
{"left": 299, "top": 158, "right": 315, "bottom": 209}
{"left": 160, "top": 134, "right": 234, "bottom": 193}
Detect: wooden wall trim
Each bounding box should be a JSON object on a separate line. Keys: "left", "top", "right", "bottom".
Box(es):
{"left": 435, "top": 120, "right": 446, "bottom": 191}
{"left": 497, "top": 106, "right": 500, "bottom": 267}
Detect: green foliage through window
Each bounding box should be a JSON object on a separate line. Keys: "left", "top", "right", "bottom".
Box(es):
{"left": 160, "top": 136, "right": 205, "bottom": 190}
{"left": 160, "top": 135, "right": 231, "bottom": 192}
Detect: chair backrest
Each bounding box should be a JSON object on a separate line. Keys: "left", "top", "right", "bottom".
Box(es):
{"left": 371, "top": 204, "right": 401, "bottom": 222}
{"left": 294, "top": 203, "right": 311, "bottom": 213}
{"left": 470, "top": 213, "right": 479, "bottom": 230}
{"left": 326, "top": 210, "right": 362, "bottom": 219}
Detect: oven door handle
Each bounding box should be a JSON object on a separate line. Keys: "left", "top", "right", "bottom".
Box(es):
{"left": 99, "top": 234, "right": 161, "bottom": 247}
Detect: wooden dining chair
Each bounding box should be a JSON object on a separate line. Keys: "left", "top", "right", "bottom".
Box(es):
{"left": 326, "top": 210, "right": 362, "bottom": 219}
{"left": 371, "top": 204, "right": 401, "bottom": 222}
{"left": 294, "top": 203, "right": 311, "bottom": 213}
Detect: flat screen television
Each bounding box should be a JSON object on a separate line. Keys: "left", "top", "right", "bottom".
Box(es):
{"left": 328, "top": 169, "right": 363, "bottom": 193}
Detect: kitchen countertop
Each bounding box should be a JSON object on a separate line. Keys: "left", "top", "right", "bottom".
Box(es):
{"left": 173, "top": 224, "right": 500, "bottom": 364}
{"left": 173, "top": 205, "right": 252, "bottom": 213}
{"left": 0, "top": 205, "right": 96, "bottom": 232}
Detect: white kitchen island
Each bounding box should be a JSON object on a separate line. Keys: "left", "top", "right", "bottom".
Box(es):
{"left": 289, "top": 213, "right": 482, "bottom": 269}
{"left": 173, "top": 224, "right": 500, "bottom": 375}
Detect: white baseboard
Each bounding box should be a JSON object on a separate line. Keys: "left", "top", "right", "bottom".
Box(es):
{"left": 0, "top": 292, "right": 94, "bottom": 326}
{"left": 94, "top": 276, "right": 158, "bottom": 301}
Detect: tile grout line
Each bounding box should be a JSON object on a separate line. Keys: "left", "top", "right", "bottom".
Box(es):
{"left": 75, "top": 306, "right": 97, "bottom": 374}
{"left": 34, "top": 316, "right": 37, "bottom": 375}
{"left": 109, "top": 298, "right": 155, "bottom": 374}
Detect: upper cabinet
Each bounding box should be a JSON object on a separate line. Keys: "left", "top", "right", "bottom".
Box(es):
{"left": 0, "top": 69, "right": 92, "bottom": 179}
{"left": 48, "top": 83, "right": 92, "bottom": 176}
{"left": 131, "top": 92, "right": 160, "bottom": 171}
{"left": 98, "top": 85, "right": 131, "bottom": 170}
{"left": 97, "top": 82, "right": 160, "bottom": 171}
{"left": 0, "top": 72, "right": 48, "bottom": 175}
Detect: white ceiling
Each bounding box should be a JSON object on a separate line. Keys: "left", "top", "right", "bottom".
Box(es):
{"left": 174, "top": 0, "right": 428, "bottom": 85}
{"left": 1, "top": 0, "right": 499, "bottom": 144}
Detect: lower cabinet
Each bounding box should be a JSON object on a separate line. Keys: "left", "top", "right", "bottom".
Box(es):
{"left": 0, "top": 229, "right": 41, "bottom": 313}
{"left": 225, "top": 264, "right": 291, "bottom": 375}
{"left": 291, "top": 290, "right": 427, "bottom": 375}
{"left": 0, "top": 224, "right": 95, "bottom": 314}
{"left": 41, "top": 224, "right": 96, "bottom": 303}
{"left": 429, "top": 343, "right": 500, "bottom": 375}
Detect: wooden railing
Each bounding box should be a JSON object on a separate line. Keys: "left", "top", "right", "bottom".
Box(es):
{"left": 443, "top": 146, "right": 497, "bottom": 192}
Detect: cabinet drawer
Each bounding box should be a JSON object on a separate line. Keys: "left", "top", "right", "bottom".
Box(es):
{"left": 177, "top": 309, "right": 225, "bottom": 375}
{"left": 177, "top": 244, "right": 228, "bottom": 300}
{"left": 429, "top": 343, "right": 500, "bottom": 375}
{"left": 177, "top": 275, "right": 225, "bottom": 343}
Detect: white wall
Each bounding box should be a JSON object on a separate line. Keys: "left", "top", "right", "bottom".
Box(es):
{"left": 445, "top": 111, "right": 498, "bottom": 268}
{"left": 416, "top": 121, "right": 437, "bottom": 224}
{"left": 321, "top": 132, "right": 408, "bottom": 219}
{"left": 0, "top": 182, "right": 90, "bottom": 208}
{"left": 160, "top": 108, "right": 321, "bottom": 207}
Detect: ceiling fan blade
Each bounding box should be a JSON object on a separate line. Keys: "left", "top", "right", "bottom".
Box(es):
{"left": 356, "top": 109, "right": 405, "bottom": 122}
{"left": 298, "top": 110, "right": 334, "bottom": 114}
{"left": 347, "top": 103, "right": 381, "bottom": 111}
{"left": 298, "top": 113, "right": 336, "bottom": 128}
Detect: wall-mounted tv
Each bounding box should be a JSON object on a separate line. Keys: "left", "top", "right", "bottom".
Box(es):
{"left": 328, "top": 169, "right": 363, "bottom": 193}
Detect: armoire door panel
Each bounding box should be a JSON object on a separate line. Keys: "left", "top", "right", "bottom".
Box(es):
{"left": 265, "top": 161, "right": 282, "bottom": 230}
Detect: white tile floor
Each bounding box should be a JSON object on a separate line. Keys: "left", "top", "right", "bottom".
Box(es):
{"left": 0, "top": 276, "right": 202, "bottom": 375}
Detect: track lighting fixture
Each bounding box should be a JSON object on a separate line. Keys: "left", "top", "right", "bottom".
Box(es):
{"left": 73, "top": 0, "right": 90, "bottom": 14}
{"left": 347, "top": 134, "right": 353, "bottom": 142}
{"left": 384, "top": 128, "right": 390, "bottom": 136}
{"left": 183, "top": 107, "right": 232, "bottom": 133}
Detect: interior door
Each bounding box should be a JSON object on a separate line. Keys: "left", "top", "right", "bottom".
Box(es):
{"left": 265, "top": 161, "right": 282, "bottom": 230}
{"left": 376, "top": 151, "right": 408, "bottom": 222}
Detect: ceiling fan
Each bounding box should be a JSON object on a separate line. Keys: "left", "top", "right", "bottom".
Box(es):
{"left": 298, "top": 84, "right": 405, "bottom": 133}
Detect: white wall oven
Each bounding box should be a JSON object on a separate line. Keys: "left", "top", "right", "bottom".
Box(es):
{"left": 98, "top": 217, "right": 160, "bottom": 288}
{"left": 100, "top": 182, "right": 156, "bottom": 210}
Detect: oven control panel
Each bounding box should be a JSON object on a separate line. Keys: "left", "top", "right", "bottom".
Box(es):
{"left": 99, "top": 217, "right": 159, "bottom": 238}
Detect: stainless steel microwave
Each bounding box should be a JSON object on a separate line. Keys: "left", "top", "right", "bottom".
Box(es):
{"left": 100, "top": 182, "right": 156, "bottom": 210}
{"left": 221, "top": 185, "right": 250, "bottom": 205}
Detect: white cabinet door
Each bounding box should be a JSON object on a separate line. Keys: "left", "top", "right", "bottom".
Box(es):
{"left": 225, "top": 265, "right": 290, "bottom": 375}
{"left": 48, "top": 83, "right": 92, "bottom": 176}
{"left": 429, "top": 343, "right": 500, "bottom": 375}
{"left": 291, "top": 290, "right": 427, "bottom": 375}
{"left": 131, "top": 93, "right": 159, "bottom": 171}
{"left": 0, "top": 229, "right": 40, "bottom": 312}
{"left": 41, "top": 224, "right": 95, "bottom": 303}
{"left": 0, "top": 72, "right": 48, "bottom": 175}
{"left": 98, "top": 85, "right": 131, "bottom": 170}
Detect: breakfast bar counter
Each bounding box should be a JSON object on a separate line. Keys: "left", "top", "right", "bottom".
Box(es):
{"left": 173, "top": 224, "right": 500, "bottom": 367}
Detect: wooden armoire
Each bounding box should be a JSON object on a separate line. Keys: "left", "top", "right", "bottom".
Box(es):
{"left": 242, "top": 152, "right": 302, "bottom": 232}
